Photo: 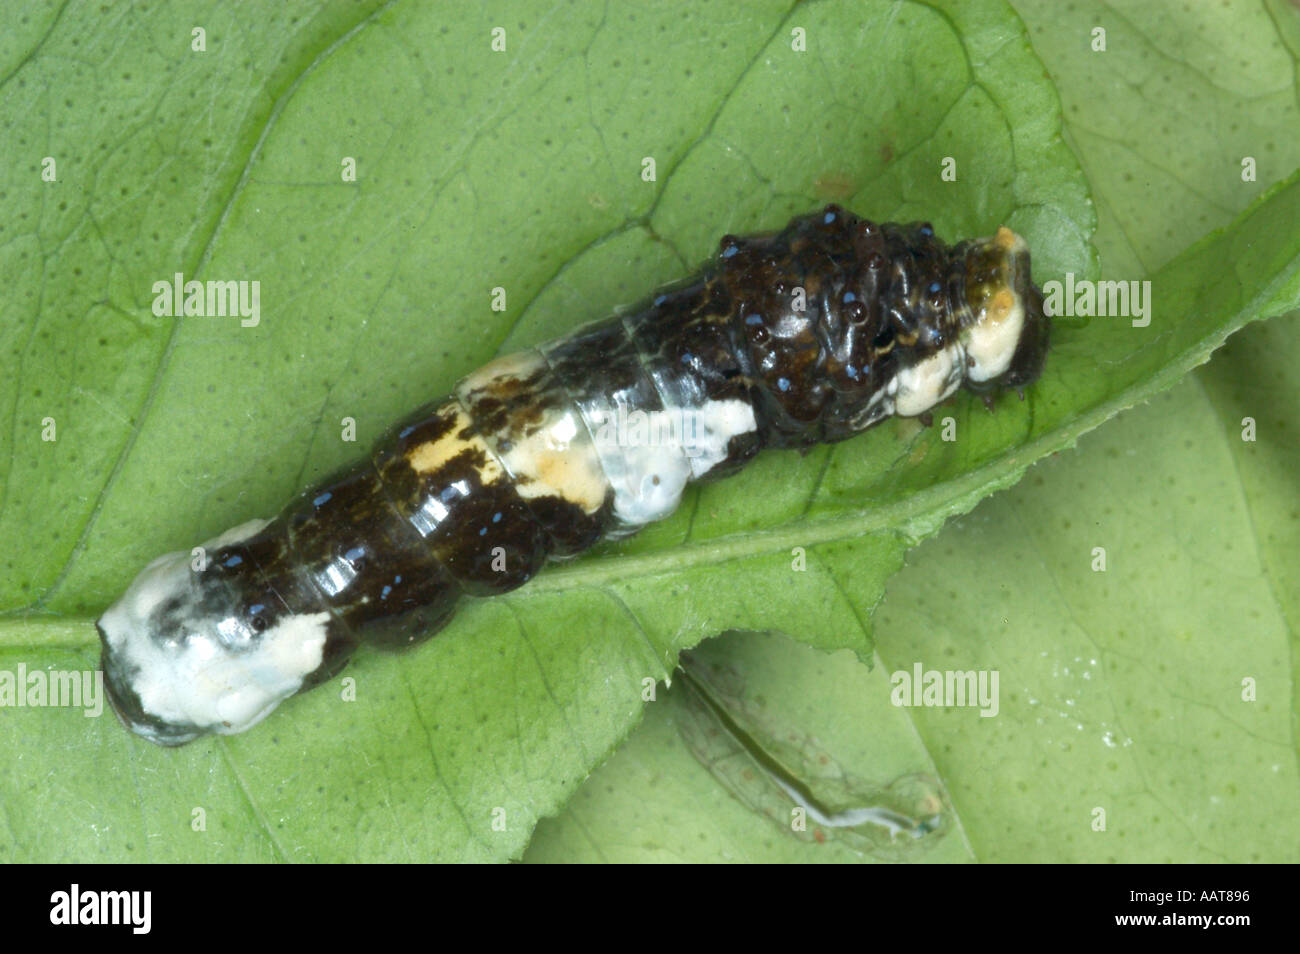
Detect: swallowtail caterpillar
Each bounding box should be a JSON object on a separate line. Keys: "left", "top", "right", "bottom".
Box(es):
{"left": 97, "top": 205, "right": 1049, "bottom": 745}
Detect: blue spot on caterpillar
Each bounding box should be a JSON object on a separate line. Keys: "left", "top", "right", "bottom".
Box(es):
{"left": 97, "top": 205, "right": 1048, "bottom": 745}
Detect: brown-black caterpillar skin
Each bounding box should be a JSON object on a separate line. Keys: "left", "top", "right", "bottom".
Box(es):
{"left": 97, "top": 205, "right": 1048, "bottom": 745}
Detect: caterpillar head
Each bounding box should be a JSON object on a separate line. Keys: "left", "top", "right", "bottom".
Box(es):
{"left": 855, "top": 221, "right": 1049, "bottom": 422}
{"left": 958, "top": 226, "right": 1049, "bottom": 394}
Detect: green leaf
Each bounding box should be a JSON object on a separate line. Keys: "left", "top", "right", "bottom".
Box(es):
{"left": 526, "top": 0, "right": 1300, "bottom": 863}
{"left": 1014, "top": 0, "right": 1300, "bottom": 773}
{"left": 0, "top": 0, "right": 1291, "bottom": 864}
{"left": 878, "top": 367, "right": 1300, "bottom": 862}
{"left": 528, "top": 354, "right": 1300, "bottom": 863}
{"left": 1012, "top": 0, "right": 1300, "bottom": 721}
{"left": 1013, "top": 0, "right": 1300, "bottom": 274}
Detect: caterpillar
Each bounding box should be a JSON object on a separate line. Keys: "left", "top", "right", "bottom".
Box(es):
{"left": 97, "top": 205, "right": 1049, "bottom": 745}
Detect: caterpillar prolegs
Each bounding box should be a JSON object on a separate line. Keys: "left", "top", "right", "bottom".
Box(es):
{"left": 97, "top": 205, "right": 1049, "bottom": 745}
